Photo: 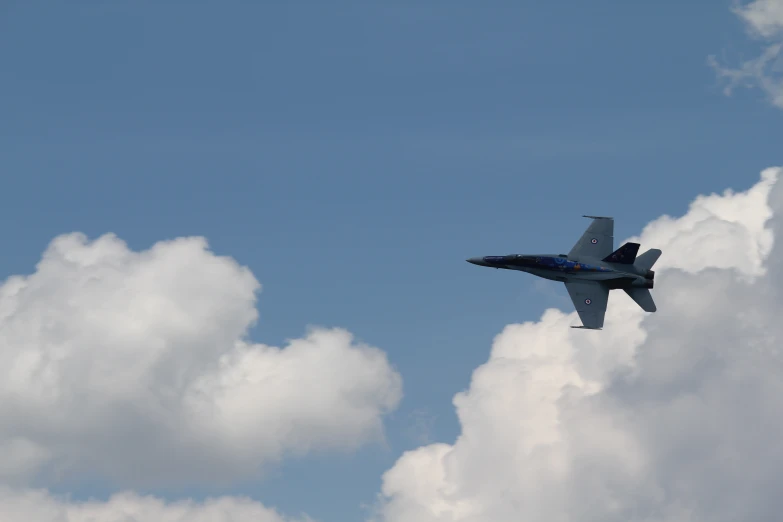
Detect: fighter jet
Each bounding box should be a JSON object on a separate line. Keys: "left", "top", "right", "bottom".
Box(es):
{"left": 467, "top": 216, "right": 661, "bottom": 330}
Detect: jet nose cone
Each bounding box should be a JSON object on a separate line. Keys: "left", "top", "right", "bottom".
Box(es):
{"left": 467, "top": 257, "right": 486, "bottom": 266}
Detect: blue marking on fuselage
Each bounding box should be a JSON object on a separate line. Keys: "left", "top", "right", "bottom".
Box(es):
{"left": 535, "top": 256, "right": 610, "bottom": 273}
{"left": 481, "top": 255, "right": 612, "bottom": 273}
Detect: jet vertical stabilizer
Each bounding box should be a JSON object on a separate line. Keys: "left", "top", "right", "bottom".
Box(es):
{"left": 602, "top": 242, "right": 640, "bottom": 264}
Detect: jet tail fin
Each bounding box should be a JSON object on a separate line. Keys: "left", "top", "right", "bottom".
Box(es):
{"left": 602, "top": 242, "right": 640, "bottom": 264}
{"left": 624, "top": 287, "right": 656, "bottom": 312}
{"left": 634, "top": 248, "right": 662, "bottom": 271}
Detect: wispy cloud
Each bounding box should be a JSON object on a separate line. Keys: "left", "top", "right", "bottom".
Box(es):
{"left": 404, "top": 408, "right": 437, "bottom": 445}
{"left": 709, "top": 0, "right": 783, "bottom": 109}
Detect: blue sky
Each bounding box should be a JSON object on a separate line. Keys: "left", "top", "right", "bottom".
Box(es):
{"left": 1, "top": 2, "right": 782, "bottom": 521}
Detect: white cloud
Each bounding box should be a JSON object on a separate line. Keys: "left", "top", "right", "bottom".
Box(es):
{"left": 709, "top": 0, "right": 783, "bottom": 108}
{"left": 735, "top": 0, "right": 783, "bottom": 38}
{"left": 372, "top": 167, "right": 783, "bottom": 522}
{"left": 624, "top": 167, "right": 776, "bottom": 276}
{"left": 0, "top": 233, "right": 402, "bottom": 488}
{"left": 0, "top": 487, "right": 313, "bottom": 522}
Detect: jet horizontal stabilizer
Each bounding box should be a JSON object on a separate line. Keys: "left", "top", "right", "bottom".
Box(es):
{"left": 634, "top": 248, "right": 662, "bottom": 271}
{"left": 624, "top": 287, "right": 656, "bottom": 312}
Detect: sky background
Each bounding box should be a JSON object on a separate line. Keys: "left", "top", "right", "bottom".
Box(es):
{"left": 1, "top": 2, "right": 782, "bottom": 521}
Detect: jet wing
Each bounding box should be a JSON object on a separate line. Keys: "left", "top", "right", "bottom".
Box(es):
{"left": 565, "top": 280, "right": 609, "bottom": 330}
{"left": 568, "top": 215, "right": 614, "bottom": 260}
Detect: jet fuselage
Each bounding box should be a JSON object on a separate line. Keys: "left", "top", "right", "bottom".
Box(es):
{"left": 466, "top": 254, "right": 654, "bottom": 289}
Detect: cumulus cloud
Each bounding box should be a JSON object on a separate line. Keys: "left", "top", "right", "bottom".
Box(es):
{"left": 0, "top": 233, "right": 402, "bottom": 489}
{"left": 709, "top": 0, "right": 783, "bottom": 108}
{"left": 0, "top": 487, "right": 313, "bottom": 522}
{"left": 373, "top": 167, "right": 783, "bottom": 522}
{"left": 624, "top": 167, "right": 776, "bottom": 276}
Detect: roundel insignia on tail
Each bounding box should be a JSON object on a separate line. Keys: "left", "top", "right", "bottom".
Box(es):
{"left": 584, "top": 298, "right": 592, "bottom": 305}
{"left": 590, "top": 238, "right": 598, "bottom": 244}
